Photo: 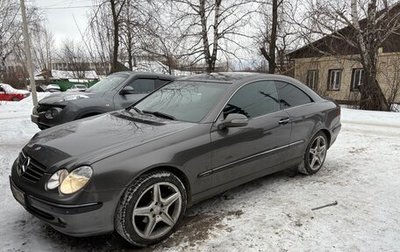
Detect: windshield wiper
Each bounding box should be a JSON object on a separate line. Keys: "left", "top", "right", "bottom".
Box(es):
{"left": 142, "top": 110, "right": 176, "bottom": 120}
{"left": 132, "top": 106, "right": 143, "bottom": 114}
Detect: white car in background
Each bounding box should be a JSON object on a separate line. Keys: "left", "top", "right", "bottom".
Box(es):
{"left": 67, "top": 84, "right": 87, "bottom": 92}
{"left": 45, "top": 84, "right": 61, "bottom": 93}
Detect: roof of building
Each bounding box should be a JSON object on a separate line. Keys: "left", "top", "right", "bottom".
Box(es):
{"left": 288, "top": 3, "right": 400, "bottom": 59}
{"left": 51, "top": 70, "right": 99, "bottom": 79}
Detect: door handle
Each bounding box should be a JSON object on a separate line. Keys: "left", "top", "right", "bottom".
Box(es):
{"left": 278, "top": 118, "right": 291, "bottom": 125}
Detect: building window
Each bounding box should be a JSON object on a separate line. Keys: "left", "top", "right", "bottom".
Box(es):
{"left": 327, "top": 69, "right": 342, "bottom": 91}
{"left": 351, "top": 68, "right": 364, "bottom": 91}
{"left": 306, "top": 70, "right": 319, "bottom": 90}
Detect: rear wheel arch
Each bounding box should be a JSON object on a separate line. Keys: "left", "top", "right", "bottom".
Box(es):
{"left": 319, "top": 129, "right": 331, "bottom": 147}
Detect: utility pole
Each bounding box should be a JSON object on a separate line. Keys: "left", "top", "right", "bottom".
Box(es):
{"left": 20, "top": 0, "right": 38, "bottom": 106}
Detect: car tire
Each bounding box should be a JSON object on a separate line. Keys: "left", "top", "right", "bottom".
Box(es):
{"left": 115, "top": 171, "right": 187, "bottom": 247}
{"left": 298, "top": 131, "right": 328, "bottom": 175}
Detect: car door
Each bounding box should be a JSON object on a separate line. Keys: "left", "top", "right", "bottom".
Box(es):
{"left": 207, "top": 80, "right": 292, "bottom": 187}
{"left": 275, "top": 81, "right": 317, "bottom": 159}
{"left": 114, "top": 78, "right": 157, "bottom": 109}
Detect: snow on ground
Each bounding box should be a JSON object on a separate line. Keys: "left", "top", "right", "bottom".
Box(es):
{"left": 0, "top": 97, "right": 400, "bottom": 251}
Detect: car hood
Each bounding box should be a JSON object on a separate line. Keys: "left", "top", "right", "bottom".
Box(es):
{"left": 23, "top": 110, "right": 195, "bottom": 170}
{"left": 38, "top": 91, "right": 100, "bottom": 105}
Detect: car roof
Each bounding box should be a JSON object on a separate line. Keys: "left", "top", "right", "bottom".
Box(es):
{"left": 179, "top": 72, "right": 323, "bottom": 102}
{"left": 179, "top": 72, "right": 300, "bottom": 85}
{"left": 111, "top": 71, "right": 176, "bottom": 80}
{"left": 180, "top": 72, "right": 261, "bottom": 83}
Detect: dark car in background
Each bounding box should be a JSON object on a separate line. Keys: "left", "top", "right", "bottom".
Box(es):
{"left": 31, "top": 72, "right": 175, "bottom": 129}
{"left": 11, "top": 73, "right": 341, "bottom": 246}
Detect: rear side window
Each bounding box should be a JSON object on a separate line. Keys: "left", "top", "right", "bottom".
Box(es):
{"left": 275, "top": 81, "right": 313, "bottom": 109}
{"left": 156, "top": 79, "right": 172, "bottom": 89}
{"left": 223, "top": 81, "right": 280, "bottom": 118}
{"left": 128, "top": 79, "right": 156, "bottom": 94}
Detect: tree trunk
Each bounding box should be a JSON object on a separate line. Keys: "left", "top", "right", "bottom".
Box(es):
{"left": 199, "top": 0, "right": 212, "bottom": 73}
{"left": 269, "top": 0, "right": 278, "bottom": 74}
{"left": 209, "top": 0, "right": 222, "bottom": 73}
{"left": 110, "top": 0, "right": 119, "bottom": 73}
{"left": 359, "top": 65, "right": 389, "bottom": 111}
{"left": 259, "top": 0, "right": 278, "bottom": 74}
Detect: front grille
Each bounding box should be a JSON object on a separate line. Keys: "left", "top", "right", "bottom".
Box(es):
{"left": 19, "top": 152, "right": 47, "bottom": 183}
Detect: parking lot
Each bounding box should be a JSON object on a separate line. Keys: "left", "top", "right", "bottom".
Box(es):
{"left": 1, "top": 99, "right": 399, "bottom": 251}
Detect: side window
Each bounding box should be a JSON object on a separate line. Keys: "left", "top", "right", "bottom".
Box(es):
{"left": 156, "top": 79, "right": 172, "bottom": 89}
{"left": 223, "top": 81, "right": 280, "bottom": 119}
{"left": 0, "top": 86, "right": 4, "bottom": 92}
{"left": 127, "top": 79, "right": 156, "bottom": 94}
{"left": 275, "top": 81, "right": 313, "bottom": 109}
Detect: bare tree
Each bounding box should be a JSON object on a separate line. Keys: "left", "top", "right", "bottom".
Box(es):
{"left": 57, "top": 40, "right": 90, "bottom": 79}
{"left": 256, "top": 0, "right": 300, "bottom": 75}
{"left": 31, "top": 25, "right": 53, "bottom": 83}
{"left": 119, "top": 1, "right": 152, "bottom": 70}
{"left": 0, "top": 1, "right": 24, "bottom": 80}
{"left": 88, "top": 0, "right": 127, "bottom": 74}
{"left": 0, "top": 1, "right": 48, "bottom": 86}
{"left": 171, "top": 0, "right": 255, "bottom": 73}
{"left": 88, "top": 4, "right": 113, "bottom": 73}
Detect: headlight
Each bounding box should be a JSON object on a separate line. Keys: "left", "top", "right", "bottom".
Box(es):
{"left": 46, "top": 169, "right": 69, "bottom": 190}
{"left": 63, "top": 94, "right": 89, "bottom": 101}
{"left": 44, "top": 108, "right": 62, "bottom": 119}
{"left": 59, "top": 166, "right": 93, "bottom": 194}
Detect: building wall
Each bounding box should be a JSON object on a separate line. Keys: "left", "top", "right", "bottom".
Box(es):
{"left": 293, "top": 52, "right": 400, "bottom": 103}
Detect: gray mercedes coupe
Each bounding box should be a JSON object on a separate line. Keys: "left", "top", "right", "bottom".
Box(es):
{"left": 10, "top": 73, "right": 341, "bottom": 246}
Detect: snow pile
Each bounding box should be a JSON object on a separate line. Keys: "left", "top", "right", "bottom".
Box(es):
{"left": 0, "top": 103, "right": 399, "bottom": 251}
{"left": 341, "top": 108, "right": 400, "bottom": 127}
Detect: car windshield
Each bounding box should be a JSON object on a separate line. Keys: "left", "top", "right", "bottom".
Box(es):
{"left": 87, "top": 74, "right": 128, "bottom": 93}
{"left": 133, "top": 81, "right": 229, "bottom": 123}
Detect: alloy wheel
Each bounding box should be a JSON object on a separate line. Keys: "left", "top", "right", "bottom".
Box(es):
{"left": 132, "top": 182, "right": 182, "bottom": 240}
{"left": 308, "top": 135, "right": 327, "bottom": 171}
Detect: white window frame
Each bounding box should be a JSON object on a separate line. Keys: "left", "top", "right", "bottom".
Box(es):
{"left": 351, "top": 68, "right": 364, "bottom": 91}
{"left": 328, "top": 69, "right": 342, "bottom": 91}
{"left": 306, "top": 70, "right": 318, "bottom": 90}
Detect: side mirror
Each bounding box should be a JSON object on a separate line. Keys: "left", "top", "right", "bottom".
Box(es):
{"left": 218, "top": 113, "right": 248, "bottom": 130}
{"left": 120, "top": 86, "right": 136, "bottom": 95}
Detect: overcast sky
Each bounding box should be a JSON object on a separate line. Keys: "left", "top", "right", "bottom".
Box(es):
{"left": 32, "top": 0, "right": 93, "bottom": 47}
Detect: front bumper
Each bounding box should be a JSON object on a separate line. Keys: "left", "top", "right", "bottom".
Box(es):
{"left": 31, "top": 104, "right": 74, "bottom": 129}
{"left": 10, "top": 176, "right": 116, "bottom": 237}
